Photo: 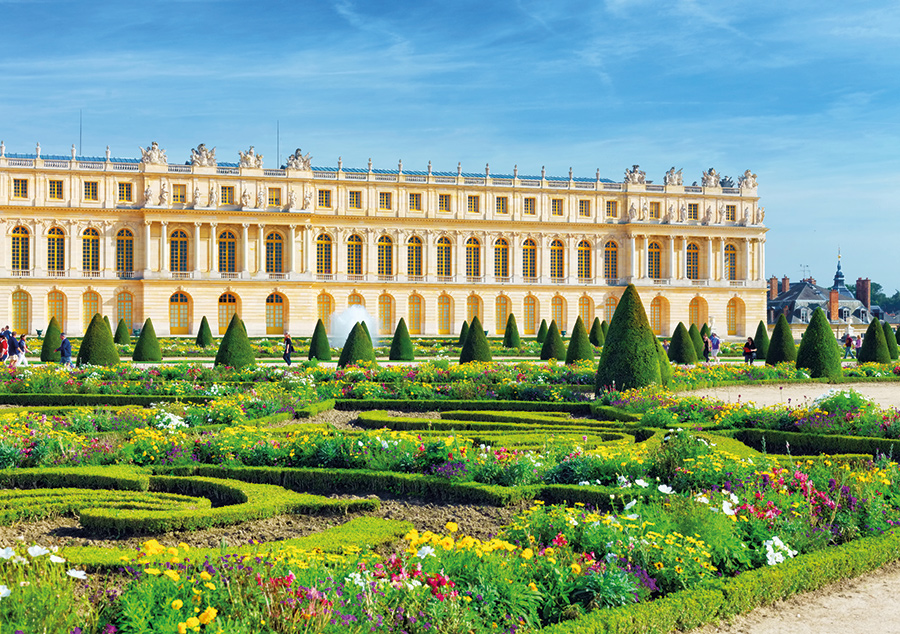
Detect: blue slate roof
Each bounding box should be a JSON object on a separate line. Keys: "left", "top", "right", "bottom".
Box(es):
{"left": 6, "top": 152, "right": 138, "bottom": 163}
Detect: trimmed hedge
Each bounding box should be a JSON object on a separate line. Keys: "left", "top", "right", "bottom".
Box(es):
{"left": 195, "top": 315, "right": 213, "bottom": 348}
{"left": 459, "top": 315, "right": 492, "bottom": 363}
{"left": 589, "top": 317, "right": 604, "bottom": 347}
{"left": 796, "top": 307, "right": 842, "bottom": 379}
{"left": 753, "top": 319, "right": 770, "bottom": 360}
{"left": 0, "top": 465, "right": 149, "bottom": 491}
{"left": 565, "top": 316, "right": 595, "bottom": 364}
{"left": 215, "top": 313, "right": 256, "bottom": 368}
{"left": 667, "top": 322, "right": 697, "bottom": 365}
{"left": 884, "top": 320, "right": 900, "bottom": 360}
{"left": 688, "top": 323, "right": 704, "bottom": 358}
{"left": 540, "top": 320, "right": 566, "bottom": 361}
{"left": 76, "top": 313, "right": 120, "bottom": 367}
{"left": 733, "top": 428, "right": 900, "bottom": 458}
{"left": 40, "top": 316, "right": 62, "bottom": 362}
{"left": 536, "top": 319, "right": 548, "bottom": 343}
{"left": 132, "top": 317, "right": 162, "bottom": 362}
{"left": 308, "top": 318, "right": 332, "bottom": 361}
{"left": 458, "top": 320, "right": 469, "bottom": 346}
{"left": 334, "top": 398, "right": 592, "bottom": 414}
{"left": 338, "top": 322, "right": 376, "bottom": 367}
{"left": 389, "top": 318, "right": 414, "bottom": 361}
{"left": 857, "top": 318, "right": 890, "bottom": 364}
{"left": 767, "top": 314, "right": 797, "bottom": 366}
{"left": 596, "top": 284, "right": 661, "bottom": 391}
{"left": 114, "top": 318, "right": 131, "bottom": 345}
{"left": 502, "top": 313, "right": 521, "bottom": 348}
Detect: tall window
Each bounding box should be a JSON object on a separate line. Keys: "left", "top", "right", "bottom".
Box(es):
{"left": 727, "top": 298, "right": 741, "bottom": 336}
{"left": 409, "top": 193, "right": 422, "bottom": 211}
{"left": 377, "top": 236, "right": 393, "bottom": 277}
{"left": 347, "top": 234, "right": 363, "bottom": 276}
{"left": 604, "top": 296, "right": 618, "bottom": 323}
{"left": 437, "top": 237, "right": 452, "bottom": 277}
{"left": 11, "top": 226, "right": 29, "bottom": 270}
{"left": 725, "top": 204, "right": 736, "bottom": 222}
{"left": 220, "top": 186, "right": 234, "bottom": 205}
{"left": 173, "top": 184, "right": 186, "bottom": 203}
{"left": 171, "top": 230, "right": 189, "bottom": 272}
{"left": 522, "top": 239, "right": 537, "bottom": 278}
{"left": 349, "top": 191, "right": 362, "bottom": 209}
{"left": 686, "top": 243, "right": 699, "bottom": 280}
{"left": 689, "top": 297, "right": 703, "bottom": 327}
{"left": 318, "top": 190, "right": 332, "bottom": 208}
{"left": 379, "top": 192, "right": 392, "bottom": 210}
{"left": 551, "top": 199, "right": 563, "bottom": 216}
{"left": 577, "top": 240, "right": 591, "bottom": 280}
{"left": 688, "top": 203, "right": 699, "bottom": 220}
{"left": 551, "top": 296, "right": 565, "bottom": 330}
{"left": 13, "top": 179, "right": 28, "bottom": 199}
{"left": 117, "top": 292, "right": 133, "bottom": 329}
{"left": 218, "top": 231, "right": 236, "bottom": 272}
{"left": 84, "top": 182, "right": 99, "bottom": 202}
{"left": 266, "top": 293, "right": 285, "bottom": 335}
{"left": 82, "top": 291, "right": 100, "bottom": 332}
{"left": 378, "top": 294, "right": 394, "bottom": 335}
{"left": 438, "top": 295, "right": 451, "bottom": 334}
{"left": 407, "top": 237, "right": 422, "bottom": 277}
{"left": 648, "top": 241, "right": 661, "bottom": 280}
{"left": 348, "top": 293, "right": 364, "bottom": 307}
{"left": 48, "top": 227, "right": 65, "bottom": 271}
{"left": 523, "top": 296, "right": 537, "bottom": 335}
{"left": 118, "top": 183, "right": 133, "bottom": 203}
{"left": 578, "top": 296, "right": 593, "bottom": 327}
{"left": 578, "top": 200, "right": 591, "bottom": 217}
{"left": 11, "top": 291, "right": 28, "bottom": 334}
{"left": 116, "top": 229, "right": 134, "bottom": 273}
{"left": 82, "top": 228, "right": 100, "bottom": 271}
{"left": 465, "top": 237, "right": 481, "bottom": 278}
{"left": 524, "top": 197, "right": 536, "bottom": 215}
{"left": 496, "top": 197, "right": 508, "bottom": 214}
{"left": 438, "top": 194, "right": 451, "bottom": 212}
{"left": 49, "top": 180, "right": 63, "bottom": 200}
{"left": 550, "top": 239, "right": 564, "bottom": 280}
{"left": 267, "top": 188, "right": 281, "bottom": 207}
{"left": 606, "top": 201, "right": 618, "bottom": 218}
{"left": 169, "top": 292, "right": 190, "bottom": 335}
{"left": 494, "top": 238, "right": 509, "bottom": 279}
{"left": 218, "top": 293, "right": 238, "bottom": 334}
{"left": 317, "top": 293, "right": 333, "bottom": 333}
{"left": 604, "top": 241, "right": 618, "bottom": 279}
{"left": 266, "top": 232, "right": 283, "bottom": 273}
{"left": 467, "top": 195, "right": 480, "bottom": 213}
{"left": 650, "top": 297, "right": 663, "bottom": 335}
{"left": 724, "top": 244, "right": 737, "bottom": 280}
{"left": 316, "top": 234, "right": 333, "bottom": 275}
{"left": 466, "top": 295, "right": 482, "bottom": 324}
{"left": 48, "top": 290, "right": 66, "bottom": 331}
{"left": 649, "top": 202, "right": 660, "bottom": 219}
{"left": 495, "top": 295, "right": 510, "bottom": 334}
{"left": 408, "top": 295, "right": 423, "bottom": 335}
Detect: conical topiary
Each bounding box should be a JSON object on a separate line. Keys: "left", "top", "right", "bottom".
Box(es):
{"left": 667, "top": 322, "right": 698, "bottom": 365}
{"left": 389, "top": 318, "right": 414, "bottom": 361}
{"left": 700, "top": 323, "right": 710, "bottom": 339}
{"left": 589, "top": 317, "right": 604, "bottom": 347}
{"left": 214, "top": 313, "right": 256, "bottom": 368}
{"left": 459, "top": 316, "right": 492, "bottom": 364}
{"left": 40, "top": 316, "right": 62, "bottom": 362}
{"left": 132, "top": 318, "right": 163, "bottom": 362}
{"left": 766, "top": 314, "right": 797, "bottom": 366}
{"left": 76, "top": 313, "right": 120, "bottom": 367}
{"left": 502, "top": 313, "right": 521, "bottom": 348}
{"left": 103, "top": 315, "right": 112, "bottom": 333}
{"left": 114, "top": 318, "right": 131, "bottom": 345}
{"left": 536, "top": 319, "right": 548, "bottom": 344}
{"left": 600, "top": 320, "right": 609, "bottom": 339}
{"left": 458, "top": 320, "right": 469, "bottom": 346}
{"left": 795, "top": 307, "right": 842, "bottom": 379}
{"left": 565, "top": 316, "right": 595, "bottom": 364}
{"left": 596, "top": 285, "right": 661, "bottom": 391}
{"left": 896, "top": 325, "right": 900, "bottom": 348}
{"left": 656, "top": 338, "right": 674, "bottom": 387}
{"left": 540, "top": 320, "right": 566, "bottom": 361}
{"left": 361, "top": 320, "right": 373, "bottom": 345}
{"left": 338, "top": 322, "right": 376, "bottom": 368}
{"left": 857, "top": 318, "right": 891, "bottom": 364}
{"left": 688, "top": 323, "right": 704, "bottom": 359}
{"left": 196, "top": 316, "right": 213, "bottom": 348}
{"left": 753, "top": 320, "right": 770, "bottom": 360}
{"left": 308, "top": 318, "right": 332, "bottom": 361}
{"left": 882, "top": 320, "right": 899, "bottom": 360}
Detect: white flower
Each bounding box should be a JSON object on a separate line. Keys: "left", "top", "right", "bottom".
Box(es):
{"left": 617, "top": 475, "right": 632, "bottom": 488}
{"left": 625, "top": 514, "right": 639, "bottom": 520}
{"left": 416, "top": 546, "right": 436, "bottom": 559}
{"left": 634, "top": 479, "right": 649, "bottom": 488}
{"left": 0, "top": 547, "right": 15, "bottom": 560}
{"left": 624, "top": 499, "right": 637, "bottom": 511}
{"left": 578, "top": 480, "right": 591, "bottom": 486}
{"left": 658, "top": 484, "right": 674, "bottom": 495}
{"left": 695, "top": 495, "right": 710, "bottom": 505}
{"left": 0, "top": 585, "right": 9, "bottom": 599}
{"left": 27, "top": 545, "right": 50, "bottom": 558}
{"left": 49, "top": 554, "right": 66, "bottom": 564}
{"left": 67, "top": 569, "right": 88, "bottom": 580}
{"left": 729, "top": 493, "right": 740, "bottom": 504}
{"left": 722, "top": 501, "right": 735, "bottom": 516}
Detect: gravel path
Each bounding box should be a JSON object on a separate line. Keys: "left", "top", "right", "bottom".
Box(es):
{"left": 689, "top": 382, "right": 900, "bottom": 409}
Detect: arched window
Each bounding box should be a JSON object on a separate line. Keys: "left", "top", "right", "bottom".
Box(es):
{"left": 522, "top": 239, "right": 537, "bottom": 279}
{"left": 48, "top": 290, "right": 66, "bottom": 331}
{"left": 169, "top": 292, "right": 190, "bottom": 335}
{"left": 316, "top": 234, "right": 333, "bottom": 275}
{"left": 495, "top": 295, "right": 510, "bottom": 334}
{"left": 11, "top": 291, "right": 29, "bottom": 333}
{"left": 378, "top": 294, "right": 394, "bottom": 335}
{"left": 11, "top": 226, "right": 29, "bottom": 271}
{"left": 686, "top": 243, "right": 699, "bottom": 280}
{"left": 266, "top": 232, "right": 283, "bottom": 274}
{"left": 408, "top": 295, "right": 423, "bottom": 335}
{"left": 648, "top": 241, "right": 662, "bottom": 280}
{"left": 604, "top": 296, "right": 618, "bottom": 323}
{"left": 377, "top": 236, "right": 393, "bottom": 277}
{"left": 604, "top": 241, "right": 618, "bottom": 280}
{"left": 724, "top": 244, "right": 737, "bottom": 280}
{"left": 523, "top": 296, "right": 538, "bottom": 335}
{"left": 347, "top": 234, "right": 363, "bottom": 276}
{"left": 438, "top": 295, "right": 452, "bottom": 334}
{"left": 116, "top": 292, "right": 133, "bottom": 330}
{"left": 218, "top": 292, "right": 239, "bottom": 334}
{"left": 689, "top": 297, "right": 707, "bottom": 327}
{"left": 550, "top": 239, "right": 564, "bottom": 280}
{"left": 82, "top": 228, "right": 100, "bottom": 272}
{"left": 348, "top": 293, "right": 364, "bottom": 307}
{"left": 650, "top": 297, "right": 663, "bottom": 335}
{"left": 218, "top": 230, "right": 236, "bottom": 273}
{"left": 551, "top": 296, "right": 565, "bottom": 330}
{"left": 48, "top": 227, "right": 65, "bottom": 272}
{"left": 407, "top": 236, "right": 423, "bottom": 277}
{"left": 578, "top": 296, "right": 593, "bottom": 327}
{"left": 466, "top": 237, "right": 481, "bottom": 278}
{"left": 467, "top": 295, "right": 482, "bottom": 324}
{"left": 82, "top": 291, "right": 100, "bottom": 332}
{"left": 494, "top": 238, "right": 509, "bottom": 279}
{"left": 170, "top": 230, "right": 189, "bottom": 272}
{"left": 437, "top": 237, "right": 452, "bottom": 278}
{"left": 266, "top": 293, "right": 285, "bottom": 335}
{"left": 116, "top": 229, "right": 134, "bottom": 274}
{"left": 727, "top": 298, "right": 744, "bottom": 336}
{"left": 317, "top": 293, "right": 333, "bottom": 333}
{"left": 577, "top": 240, "right": 591, "bottom": 280}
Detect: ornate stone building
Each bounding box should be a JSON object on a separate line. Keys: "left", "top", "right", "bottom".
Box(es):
{"left": 0, "top": 142, "right": 767, "bottom": 338}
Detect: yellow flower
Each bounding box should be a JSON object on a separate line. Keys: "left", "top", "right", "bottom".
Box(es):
{"left": 144, "top": 568, "right": 161, "bottom": 576}
{"left": 570, "top": 563, "right": 582, "bottom": 575}
{"left": 521, "top": 548, "right": 534, "bottom": 560}
{"left": 200, "top": 571, "right": 212, "bottom": 581}
{"left": 528, "top": 582, "right": 538, "bottom": 591}
{"left": 186, "top": 617, "right": 200, "bottom": 628}
{"left": 445, "top": 522, "right": 459, "bottom": 533}
{"left": 177, "top": 623, "right": 187, "bottom": 634}
{"left": 164, "top": 570, "right": 181, "bottom": 583}
{"left": 204, "top": 583, "right": 216, "bottom": 590}
{"left": 171, "top": 600, "right": 184, "bottom": 610}
{"left": 198, "top": 607, "right": 218, "bottom": 625}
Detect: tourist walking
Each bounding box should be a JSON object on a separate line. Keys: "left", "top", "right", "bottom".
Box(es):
{"left": 702, "top": 334, "right": 711, "bottom": 364}
{"left": 743, "top": 337, "right": 757, "bottom": 365}
{"left": 9, "top": 334, "right": 27, "bottom": 369}
{"left": 710, "top": 332, "right": 721, "bottom": 363}
{"left": 56, "top": 333, "right": 73, "bottom": 367}
{"left": 282, "top": 333, "right": 294, "bottom": 366}
{"left": 855, "top": 334, "right": 863, "bottom": 359}
{"left": 843, "top": 335, "right": 855, "bottom": 359}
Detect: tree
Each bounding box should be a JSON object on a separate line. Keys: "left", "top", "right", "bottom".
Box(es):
{"left": 600, "top": 320, "right": 609, "bottom": 339}
{"left": 132, "top": 318, "right": 163, "bottom": 362}
{"left": 595, "top": 285, "right": 662, "bottom": 391}
{"left": 656, "top": 338, "right": 674, "bottom": 387}
{"left": 308, "top": 319, "right": 332, "bottom": 361}
{"left": 459, "top": 316, "right": 492, "bottom": 364}
{"left": 76, "top": 313, "right": 120, "bottom": 367}
{"left": 502, "top": 313, "right": 521, "bottom": 348}
{"left": 458, "top": 320, "right": 469, "bottom": 346}
{"left": 389, "top": 318, "right": 415, "bottom": 361}
{"left": 896, "top": 325, "right": 900, "bottom": 348}
{"left": 882, "top": 320, "right": 899, "bottom": 360}
{"left": 114, "top": 318, "right": 131, "bottom": 345}
{"left": 540, "top": 320, "right": 565, "bottom": 361}
{"left": 338, "top": 322, "right": 376, "bottom": 367}
{"left": 857, "top": 318, "right": 891, "bottom": 364}
{"left": 589, "top": 317, "right": 604, "bottom": 347}
{"left": 214, "top": 313, "right": 256, "bottom": 368}
{"left": 766, "top": 314, "right": 797, "bottom": 366}
{"left": 195, "top": 316, "right": 213, "bottom": 348}
{"left": 536, "top": 319, "right": 549, "bottom": 343}
{"left": 103, "top": 315, "right": 112, "bottom": 334}
{"left": 361, "top": 320, "right": 373, "bottom": 346}
{"left": 795, "top": 307, "right": 842, "bottom": 379}
{"left": 688, "top": 323, "right": 704, "bottom": 358}
{"left": 667, "top": 322, "right": 698, "bottom": 365}
{"left": 753, "top": 320, "right": 770, "bottom": 360}
{"left": 565, "top": 316, "right": 595, "bottom": 364}
{"left": 700, "top": 323, "right": 710, "bottom": 339}
{"left": 40, "top": 316, "right": 62, "bottom": 362}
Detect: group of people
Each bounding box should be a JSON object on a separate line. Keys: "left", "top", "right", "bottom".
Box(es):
{"left": 1, "top": 326, "right": 28, "bottom": 368}
{"left": 842, "top": 333, "right": 863, "bottom": 359}
{"left": 701, "top": 332, "right": 722, "bottom": 364}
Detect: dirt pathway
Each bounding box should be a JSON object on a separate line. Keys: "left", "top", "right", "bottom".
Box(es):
{"left": 689, "top": 382, "right": 900, "bottom": 409}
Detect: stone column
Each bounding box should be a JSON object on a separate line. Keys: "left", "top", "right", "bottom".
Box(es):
{"left": 744, "top": 238, "right": 752, "bottom": 281}
{"left": 668, "top": 236, "right": 676, "bottom": 280}
{"left": 210, "top": 223, "right": 218, "bottom": 273}
{"left": 257, "top": 224, "right": 266, "bottom": 275}
{"left": 718, "top": 237, "right": 725, "bottom": 281}
{"left": 758, "top": 238, "right": 765, "bottom": 281}
{"left": 160, "top": 221, "right": 168, "bottom": 272}
{"left": 70, "top": 222, "right": 79, "bottom": 273}
{"left": 241, "top": 223, "right": 249, "bottom": 276}
{"left": 287, "top": 225, "right": 296, "bottom": 275}
{"left": 706, "top": 237, "right": 713, "bottom": 281}
{"left": 143, "top": 221, "right": 152, "bottom": 274}
{"left": 193, "top": 222, "right": 201, "bottom": 275}
{"left": 682, "top": 238, "right": 689, "bottom": 280}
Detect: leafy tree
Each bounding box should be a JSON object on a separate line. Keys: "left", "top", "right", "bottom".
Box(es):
{"left": 502, "top": 313, "right": 521, "bottom": 348}
{"left": 589, "top": 317, "right": 604, "bottom": 347}
{"left": 338, "top": 322, "right": 376, "bottom": 368}
{"left": 195, "top": 316, "right": 213, "bottom": 348}
{"left": 565, "top": 316, "right": 595, "bottom": 364}
{"left": 667, "top": 322, "right": 698, "bottom": 365}
{"left": 753, "top": 320, "right": 770, "bottom": 360}
{"left": 896, "top": 325, "right": 900, "bottom": 348}
{"left": 389, "top": 318, "right": 414, "bottom": 361}
{"left": 361, "top": 320, "right": 373, "bottom": 346}
{"left": 132, "top": 318, "right": 163, "bottom": 362}
{"left": 857, "top": 318, "right": 890, "bottom": 364}
{"left": 795, "top": 307, "right": 841, "bottom": 379}
{"left": 459, "top": 316, "right": 492, "bottom": 364}
{"left": 308, "top": 319, "right": 332, "bottom": 361}
{"left": 458, "top": 320, "right": 469, "bottom": 346}
{"left": 114, "top": 319, "right": 131, "bottom": 345}
{"left": 600, "top": 320, "right": 609, "bottom": 339}
{"left": 540, "top": 320, "right": 565, "bottom": 361}
{"left": 688, "top": 323, "right": 704, "bottom": 358}
{"left": 536, "top": 319, "right": 549, "bottom": 344}
{"left": 76, "top": 313, "right": 120, "bottom": 367}
{"left": 882, "top": 320, "right": 899, "bottom": 360}
{"left": 40, "top": 316, "right": 62, "bottom": 362}
{"left": 766, "top": 314, "right": 797, "bottom": 365}
{"left": 595, "top": 285, "right": 661, "bottom": 391}
{"left": 700, "top": 323, "right": 710, "bottom": 339}
{"left": 214, "top": 313, "right": 256, "bottom": 369}
{"left": 656, "top": 338, "right": 674, "bottom": 387}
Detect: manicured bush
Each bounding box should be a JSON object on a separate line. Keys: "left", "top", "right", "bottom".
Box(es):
{"left": 896, "top": 325, "right": 900, "bottom": 347}
{"left": 459, "top": 315, "right": 492, "bottom": 364}
{"left": 536, "top": 319, "right": 548, "bottom": 343}
{"left": 882, "top": 320, "right": 899, "bottom": 360}
{"left": 596, "top": 284, "right": 661, "bottom": 391}
{"left": 113, "top": 318, "right": 131, "bottom": 345}
{"left": 76, "top": 313, "right": 120, "bottom": 367}
{"left": 700, "top": 323, "right": 710, "bottom": 339}
{"left": 565, "top": 316, "right": 595, "bottom": 364}
{"left": 766, "top": 314, "right": 797, "bottom": 366}
{"left": 754, "top": 320, "right": 770, "bottom": 360}
{"left": 795, "top": 307, "right": 842, "bottom": 379}
{"left": 589, "top": 317, "right": 604, "bottom": 347}
{"left": 688, "top": 323, "right": 704, "bottom": 358}
{"left": 214, "top": 313, "right": 256, "bottom": 369}
{"left": 458, "top": 320, "right": 469, "bottom": 346}
{"left": 540, "top": 320, "right": 566, "bottom": 361}
{"left": 857, "top": 318, "right": 891, "bottom": 364}
{"left": 195, "top": 315, "right": 213, "bottom": 348}
{"left": 338, "top": 322, "right": 376, "bottom": 367}
{"left": 389, "top": 318, "right": 414, "bottom": 361}
{"left": 103, "top": 315, "right": 112, "bottom": 333}
{"left": 656, "top": 338, "right": 674, "bottom": 386}
{"left": 502, "top": 313, "right": 521, "bottom": 348}
{"left": 308, "top": 318, "right": 332, "bottom": 361}
{"left": 40, "top": 316, "right": 62, "bottom": 362}
{"left": 132, "top": 318, "right": 163, "bottom": 362}
{"left": 601, "top": 319, "right": 609, "bottom": 338}
{"left": 667, "top": 322, "right": 698, "bottom": 365}
{"left": 361, "top": 320, "right": 373, "bottom": 345}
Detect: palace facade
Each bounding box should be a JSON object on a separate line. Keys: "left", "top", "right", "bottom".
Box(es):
{"left": 0, "top": 142, "right": 768, "bottom": 338}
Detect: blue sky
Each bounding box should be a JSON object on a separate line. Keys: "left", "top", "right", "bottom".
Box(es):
{"left": 2, "top": 0, "right": 899, "bottom": 292}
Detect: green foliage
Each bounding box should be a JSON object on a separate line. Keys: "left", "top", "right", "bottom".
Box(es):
{"left": 103, "top": 315, "right": 112, "bottom": 333}
{"left": 657, "top": 338, "right": 674, "bottom": 387}
{"left": 40, "top": 316, "right": 62, "bottom": 362}
{"left": 541, "top": 320, "right": 566, "bottom": 361}
{"left": 600, "top": 319, "right": 609, "bottom": 338}
{"left": 132, "top": 318, "right": 162, "bottom": 362}
{"left": 700, "top": 323, "right": 710, "bottom": 338}
{"left": 502, "top": 313, "right": 521, "bottom": 348}
{"left": 389, "top": 318, "right": 415, "bottom": 361}
{"left": 753, "top": 320, "right": 770, "bottom": 360}
{"left": 308, "top": 318, "right": 332, "bottom": 361}
{"left": 596, "top": 285, "right": 662, "bottom": 391}
{"left": 589, "top": 317, "right": 604, "bottom": 346}
{"left": 458, "top": 320, "right": 469, "bottom": 346}
{"left": 361, "top": 320, "right": 372, "bottom": 345}
{"left": 338, "top": 322, "right": 377, "bottom": 368}
{"left": 195, "top": 315, "right": 213, "bottom": 348}
{"left": 857, "top": 318, "right": 891, "bottom": 364}
{"left": 214, "top": 313, "right": 256, "bottom": 369}
{"left": 459, "top": 316, "right": 492, "bottom": 364}
{"left": 688, "top": 323, "right": 704, "bottom": 358}
{"left": 565, "top": 316, "right": 595, "bottom": 364}
{"left": 882, "top": 320, "right": 899, "bottom": 360}
{"left": 536, "top": 319, "right": 548, "bottom": 343}
{"left": 668, "top": 322, "right": 698, "bottom": 365}
{"left": 896, "top": 325, "right": 900, "bottom": 348}
{"left": 767, "top": 314, "right": 797, "bottom": 366}
{"left": 113, "top": 318, "right": 131, "bottom": 345}
{"left": 75, "top": 313, "right": 120, "bottom": 367}
{"left": 795, "top": 307, "right": 842, "bottom": 379}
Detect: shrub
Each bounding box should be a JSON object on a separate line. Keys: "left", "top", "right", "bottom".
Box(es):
{"left": 338, "top": 322, "right": 377, "bottom": 367}
{"left": 589, "top": 317, "right": 604, "bottom": 347}
{"left": 753, "top": 320, "right": 770, "bottom": 360}
{"left": 896, "top": 325, "right": 900, "bottom": 348}
{"left": 601, "top": 319, "right": 609, "bottom": 339}
{"left": 668, "top": 322, "right": 698, "bottom": 365}
{"left": 459, "top": 316, "right": 492, "bottom": 364}
{"left": 132, "top": 318, "right": 163, "bottom": 362}
{"left": 76, "top": 313, "right": 120, "bottom": 367}
{"left": 389, "top": 318, "right": 414, "bottom": 361}
{"left": 536, "top": 319, "right": 548, "bottom": 343}
{"left": 502, "top": 313, "right": 521, "bottom": 348}
{"left": 688, "top": 323, "right": 704, "bottom": 358}
{"left": 657, "top": 338, "right": 674, "bottom": 386}
{"left": 195, "top": 316, "right": 213, "bottom": 348}
{"left": 596, "top": 284, "right": 661, "bottom": 391}
{"left": 214, "top": 313, "right": 256, "bottom": 369}
{"left": 113, "top": 318, "right": 131, "bottom": 345}
{"left": 458, "top": 320, "right": 469, "bottom": 346}
{"left": 857, "top": 318, "right": 891, "bottom": 364}
{"left": 308, "top": 318, "right": 332, "bottom": 361}
{"left": 795, "top": 307, "right": 842, "bottom": 379}
{"left": 541, "top": 320, "right": 566, "bottom": 361}
{"left": 40, "top": 316, "right": 62, "bottom": 362}
{"left": 766, "top": 314, "right": 797, "bottom": 366}
{"left": 700, "top": 323, "right": 710, "bottom": 339}
{"left": 103, "top": 315, "right": 112, "bottom": 333}
{"left": 882, "top": 320, "right": 899, "bottom": 360}
{"left": 361, "top": 320, "right": 373, "bottom": 345}
{"left": 565, "top": 316, "right": 595, "bottom": 364}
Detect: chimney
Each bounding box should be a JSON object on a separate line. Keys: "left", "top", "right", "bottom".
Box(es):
{"left": 856, "top": 277, "right": 871, "bottom": 310}
{"left": 829, "top": 289, "right": 839, "bottom": 321}
{"left": 781, "top": 276, "right": 790, "bottom": 294}
{"left": 768, "top": 276, "right": 779, "bottom": 300}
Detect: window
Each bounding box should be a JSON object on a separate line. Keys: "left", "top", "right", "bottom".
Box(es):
{"left": 604, "top": 296, "right": 618, "bottom": 322}
{"left": 316, "top": 235, "right": 333, "bottom": 275}
{"left": 577, "top": 240, "right": 591, "bottom": 279}
{"left": 407, "top": 236, "right": 422, "bottom": 277}
{"left": 689, "top": 297, "right": 703, "bottom": 327}
{"left": 494, "top": 239, "right": 509, "bottom": 279}
{"left": 524, "top": 296, "right": 537, "bottom": 334}
{"left": 49, "top": 180, "right": 63, "bottom": 200}
{"left": 378, "top": 294, "right": 394, "bottom": 335}
{"left": 495, "top": 295, "right": 510, "bottom": 334}
{"left": 408, "top": 295, "right": 423, "bottom": 335}
{"left": 724, "top": 244, "right": 737, "bottom": 280}
{"left": 522, "top": 239, "right": 537, "bottom": 278}
{"left": 496, "top": 196, "right": 508, "bottom": 214}
{"left": 604, "top": 241, "right": 618, "bottom": 280}
{"left": 117, "top": 292, "right": 133, "bottom": 329}
{"left": 579, "top": 296, "right": 593, "bottom": 327}
{"left": 726, "top": 204, "right": 736, "bottom": 222}
{"left": 551, "top": 199, "right": 563, "bottom": 216}
{"left": 437, "top": 237, "right": 452, "bottom": 277}
{"left": 348, "top": 293, "right": 364, "bottom": 308}
{"left": 688, "top": 203, "right": 699, "bottom": 220}
{"left": 467, "top": 195, "right": 480, "bottom": 213}
{"left": 349, "top": 191, "right": 362, "bottom": 209}
{"left": 686, "top": 243, "right": 699, "bottom": 280}
{"left": 118, "top": 183, "right": 133, "bottom": 203}
{"left": 606, "top": 201, "right": 617, "bottom": 218}
{"left": 524, "top": 197, "right": 536, "bottom": 215}
{"left": 552, "top": 296, "right": 565, "bottom": 331}
{"left": 438, "top": 295, "right": 452, "bottom": 334}
{"left": 11, "top": 291, "right": 28, "bottom": 334}
{"left": 465, "top": 237, "right": 481, "bottom": 278}
{"left": 379, "top": 192, "right": 392, "bottom": 210}
{"left": 48, "top": 227, "right": 65, "bottom": 271}
{"left": 438, "top": 194, "right": 451, "bottom": 212}
{"left": 218, "top": 293, "right": 238, "bottom": 334}
{"left": 378, "top": 236, "right": 393, "bottom": 277}
{"left": 171, "top": 230, "right": 189, "bottom": 272}
{"left": 173, "top": 184, "right": 186, "bottom": 203}
{"left": 317, "top": 293, "right": 333, "bottom": 332}
{"left": 578, "top": 200, "right": 591, "bottom": 217}
{"left": 649, "top": 202, "right": 660, "bottom": 219}
{"left": 318, "top": 189, "right": 332, "bottom": 208}
{"left": 116, "top": 229, "right": 134, "bottom": 273}
{"left": 727, "top": 298, "right": 740, "bottom": 336}
{"left": 218, "top": 230, "right": 236, "bottom": 272}
{"left": 82, "top": 291, "right": 100, "bottom": 332}
{"left": 84, "top": 182, "right": 99, "bottom": 202}
{"left": 648, "top": 241, "right": 661, "bottom": 280}
{"left": 11, "top": 226, "right": 29, "bottom": 270}
{"left": 550, "top": 239, "right": 564, "bottom": 280}
{"left": 347, "top": 234, "right": 363, "bottom": 276}
{"left": 466, "top": 295, "right": 482, "bottom": 324}
{"left": 48, "top": 290, "right": 66, "bottom": 331}
{"left": 409, "top": 193, "right": 422, "bottom": 211}
{"left": 82, "top": 228, "right": 100, "bottom": 271}
{"left": 266, "top": 293, "right": 285, "bottom": 335}
{"left": 268, "top": 188, "right": 281, "bottom": 207}
{"left": 13, "top": 179, "right": 28, "bottom": 199}
{"left": 221, "top": 186, "right": 234, "bottom": 205}
{"left": 650, "top": 297, "right": 663, "bottom": 335}
{"left": 266, "top": 232, "right": 283, "bottom": 273}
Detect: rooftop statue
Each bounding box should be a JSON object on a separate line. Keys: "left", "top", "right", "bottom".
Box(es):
{"left": 701, "top": 167, "right": 720, "bottom": 188}
{"left": 190, "top": 144, "right": 217, "bottom": 167}
{"left": 286, "top": 148, "right": 312, "bottom": 170}
{"left": 623, "top": 164, "right": 646, "bottom": 184}
{"left": 140, "top": 141, "right": 167, "bottom": 165}
{"left": 719, "top": 175, "right": 735, "bottom": 188}
{"left": 739, "top": 169, "right": 758, "bottom": 189}
{"left": 663, "top": 167, "right": 683, "bottom": 186}
{"left": 239, "top": 146, "right": 264, "bottom": 169}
